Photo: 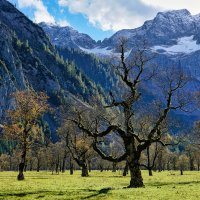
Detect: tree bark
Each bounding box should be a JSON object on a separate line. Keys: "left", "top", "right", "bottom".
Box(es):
{"left": 36, "top": 158, "right": 40, "bottom": 172}
{"left": 17, "top": 149, "right": 26, "bottom": 180}
{"left": 112, "top": 162, "right": 117, "bottom": 172}
{"left": 128, "top": 161, "right": 144, "bottom": 188}
{"left": 123, "top": 161, "right": 128, "bottom": 176}
{"left": 146, "top": 146, "right": 153, "bottom": 176}
{"left": 148, "top": 169, "right": 153, "bottom": 176}
{"left": 9, "top": 156, "right": 12, "bottom": 171}
{"left": 173, "top": 160, "right": 176, "bottom": 170}
{"left": 70, "top": 157, "right": 74, "bottom": 175}
{"left": 62, "top": 151, "right": 67, "bottom": 173}
{"left": 127, "top": 150, "right": 144, "bottom": 187}
{"left": 81, "top": 164, "right": 89, "bottom": 177}
{"left": 190, "top": 158, "right": 195, "bottom": 171}
{"left": 88, "top": 161, "right": 91, "bottom": 172}
{"left": 29, "top": 159, "right": 33, "bottom": 171}
{"left": 180, "top": 169, "right": 183, "bottom": 175}
{"left": 70, "top": 164, "right": 74, "bottom": 175}
{"left": 56, "top": 162, "right": 59, "bottom": 174}
{"left": 24, "top": 162, "right": 27, "bottom": 172}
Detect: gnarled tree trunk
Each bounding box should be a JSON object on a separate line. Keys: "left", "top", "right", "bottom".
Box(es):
{"left": 81, "top": 164, "right": 89, "bottom": 177}
{"left": 17, "top": 149, "right": 26, "bottom": 180}
{"left": 126, "top": 139, "right": 144, "bottom": 188}
{"left": 128, "top": 160, "right": 144, "bottom": 188}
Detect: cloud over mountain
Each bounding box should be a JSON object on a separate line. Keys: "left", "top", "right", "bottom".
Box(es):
{"left": 142, "top": 0, "right": 200, "bottom": 15}
{"left": 18, "top": 0, "right": 55, "bottom": 23}
{"left": 16, "top": 0, "right": 70, "bottom": 26}
{"left": 58, "top": 0, "right": 158, "bottom": 31}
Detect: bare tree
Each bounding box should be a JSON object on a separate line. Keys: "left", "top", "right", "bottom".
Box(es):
{"left": 69, "top": 40, "right": 189, "bottom": 188}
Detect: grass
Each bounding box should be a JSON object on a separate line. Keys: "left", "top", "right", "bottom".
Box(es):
{"left": 0, "top": 170, "right": 200, "bottom": 199}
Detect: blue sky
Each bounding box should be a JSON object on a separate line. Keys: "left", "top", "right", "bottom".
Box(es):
{"left": 7, "top": 0, "right": 200, "bottom": 41}
{"left": 8, "top": 0, "right": 114, "bottom": 40}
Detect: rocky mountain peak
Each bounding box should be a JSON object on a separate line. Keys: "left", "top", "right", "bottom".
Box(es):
{"left": 39, "top": 22, "right": 97, "bottom": 49}
{"left": 156, "top": 9, "right": 191, "bottom": 18}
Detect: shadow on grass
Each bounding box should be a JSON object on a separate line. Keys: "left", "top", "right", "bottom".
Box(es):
{"left": 0, "top": 191, "right": 51, "bottom": 198}
{"left": 149, "top": 180, "right": 200, "bottom": 187}
{"left": 0, "top": 191, "right": 69, "bottom": 198}
{"left": 0, "top": 188, "right": 99, "bottom": 199}
{"left": 82, "top": 187, "right": 112, "bottom": 199}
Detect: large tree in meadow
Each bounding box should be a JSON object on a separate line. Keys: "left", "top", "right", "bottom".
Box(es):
{"left": 69, "top": 41, "right": 189, "bottom": 188}
{"left": 3, "top": 89, "right": 49, "bottom": 180}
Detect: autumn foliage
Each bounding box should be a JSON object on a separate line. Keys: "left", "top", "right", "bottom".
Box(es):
{"left": 3, "top": 89, "right": 49, "bottom": 180}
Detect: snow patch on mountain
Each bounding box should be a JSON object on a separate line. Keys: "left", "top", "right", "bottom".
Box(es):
{"left": 80, "top": 47, "right": 113, "bottom": 55}
{"left": 80, "top": 46, "right": 132, "bottom": 58}
{"left": 152, "top": 36, "right": 200, "bottom": 55}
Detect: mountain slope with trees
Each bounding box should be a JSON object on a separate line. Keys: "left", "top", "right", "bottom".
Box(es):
{"left": 0, "top": 0, "right": 106, "bottom": 142}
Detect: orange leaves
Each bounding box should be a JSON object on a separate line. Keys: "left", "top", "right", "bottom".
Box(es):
{"left": 8, "top": 90, "right": 49, "bottom": 123}
{"left": 3, "top": 123, "right": 23, "bottom": 139}
{"left": 3, "top": 89, "right": 49, "bottom": 146}
{"left": 76, "top": 137, "right": 90, "bottom": 152}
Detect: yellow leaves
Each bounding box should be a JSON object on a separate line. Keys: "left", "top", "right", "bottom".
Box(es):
{"left": 9, "top": 89, "right": 49, "bottom": 122}
{"left": 31, "top": 124, "right": 42, "bottom": 140}
{"left": 3, "top": 123, "right": 23, "bottom": 139}
{"left": 76, "top": 138, "right": 90, "bottom": 152}
{"left": 3, "top": 89, "right": 49, "bottom": 145}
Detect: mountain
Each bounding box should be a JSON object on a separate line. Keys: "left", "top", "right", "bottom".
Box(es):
{"left": 41, "top": 9, "right": 200, "bottom": 130}
{"left": 0, "top": 0, "right": 199, "bottom": 142}
{"left": 0, "top": 0, "right": 106, "bottom": 140}
{"left": 99, "top": 9, "right": 198, "bottom": 49}
{"left": 41, "top": 9, "right": 200, "bottom": 84}
{"left": 40, "top": 9, "right": 200, "bottom": 60}
{"left": 39, "top": 22, "right": 97, "bottom": 49}
{"left": 40, "top": 9, "right": 200, "bottom": 86}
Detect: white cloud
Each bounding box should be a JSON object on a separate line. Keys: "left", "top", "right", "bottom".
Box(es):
{"left": 17, "top": 0, "right": 70, "bottom": 26}
{"left": 57, "top": 19, "right": 70, "bottom": 27}
{"left": 58, "top": 0, "right": 158, "bottom": 31}
{"left": 141, "top": 0, "right": 200, "bottom": 15}
{"left": 16, "top": 0, "right": 199, "bottom": 32}
{"left": 58, "top": 0, "right": 200, "bottom": 31}
{"left": 18, "top": 0, "right": 55, "bottom": 23}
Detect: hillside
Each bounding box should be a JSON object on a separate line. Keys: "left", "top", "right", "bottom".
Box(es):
{"left": 0, "top": 0, "right": 106, "bottom": 140}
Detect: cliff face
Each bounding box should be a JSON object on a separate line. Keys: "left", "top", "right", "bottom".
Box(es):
{"left": 0, "top": 0, "right": 104, "bottom": 139}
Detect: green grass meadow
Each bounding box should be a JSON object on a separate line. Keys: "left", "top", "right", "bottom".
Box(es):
{"left": 0, "top": 170, "right": 200, "bottom": 200}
